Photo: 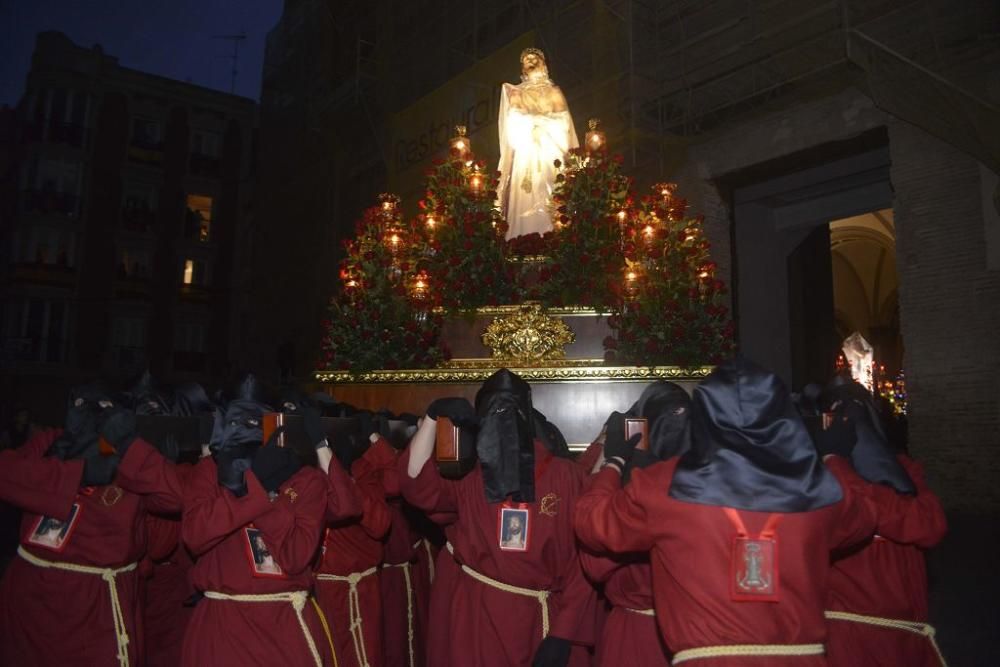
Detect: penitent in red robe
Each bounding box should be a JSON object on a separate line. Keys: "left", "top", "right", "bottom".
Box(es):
{"left": 142, "top": 463, "right": 197, "bottom": 667}
{"left": 181, "top": 458, "right": 332, "bottom": 666}
{"left": 575, "top": 457, "right": 879, "bottom": 666}
{"left": 0, "top": 433, "right": 183, "bottom": 666}
{"left": 399, "top": 441, "right": 598, "bottom": 667}
{"left": 376, "top": 437, "right": 433, "bottom": 667}
{"left": 581, "top": 552, "right": 670, "bottom": 666}
{"left": 826, "top": 456, "right": 948, "bottom": 667}
{"left": 314, "top": 444, "right": 392, "bottom": 667}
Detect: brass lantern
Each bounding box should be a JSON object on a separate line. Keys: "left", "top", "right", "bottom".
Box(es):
{"left": 585, "top": 118, "right": 606, "bottom": 154}
{"left": 450, "top": 125, "right": 471, "bottom": 158}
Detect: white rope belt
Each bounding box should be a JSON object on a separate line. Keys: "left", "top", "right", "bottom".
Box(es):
{"left": 445, "top": 541, "right": 551, "bottom": 639}
{"left": 672, "top": 643, "right": 825, "bottom": 664}
{"left": 623, "top": 606, "right": 656, "bottom": 617}
{"left": 317, "top": 566, "right": 379, "bottom": 667}
{"left": 383, "top": 560, "right": 416, "bottom": 667}
{"left": 825, "top": 610, "right": 948, "bottom": 666}
{"left": 417, "top": 538, "right": 435, "bottom": 584}
{"left": 203, "top": 590, "right": 322, "bottom": 667}
{"left": 18, "top": 545, "right": 137, "bottom": 667}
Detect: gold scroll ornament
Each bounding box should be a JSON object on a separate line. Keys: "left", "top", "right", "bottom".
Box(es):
{"left": 481, "top": 303, "right": 575, "bottom": 365}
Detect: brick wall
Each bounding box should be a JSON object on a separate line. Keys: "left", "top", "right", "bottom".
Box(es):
{"left": 890, "top": 120, "right": 1000, "bottom": 512}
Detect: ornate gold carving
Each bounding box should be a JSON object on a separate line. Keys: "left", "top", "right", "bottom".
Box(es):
{"left": 434, "top": 304, "right": 600, "bottom": 317}
{"left": 481, "top": 303, "right": 574, "bottom": 365}
{"left": 314, "top": 364, "right": 712, "bottom": 385}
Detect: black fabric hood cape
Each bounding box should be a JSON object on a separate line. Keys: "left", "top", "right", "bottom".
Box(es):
{"left": 669, "top": 357, "right": 843, "bottom": 512}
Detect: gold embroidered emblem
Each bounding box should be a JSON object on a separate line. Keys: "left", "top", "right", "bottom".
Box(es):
{"left": 100, "top": 485, "right": 124, "bottom": 507}
{"left": 283, "top": 487, "right": 298, "bottom": 504}
{"left": 539, "top": 492, "right": 560, "bottom": 517}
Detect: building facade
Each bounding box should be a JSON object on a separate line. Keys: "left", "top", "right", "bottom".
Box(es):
{"left": 254, "top": 0, "right": 999, "bottom": 514}
{"left": 1, "top": 32, "right": 257, "bottom": 423}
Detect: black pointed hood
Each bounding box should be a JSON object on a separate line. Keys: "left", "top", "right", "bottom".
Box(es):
{"left": 127, "top": 370, "right": 172, "bottom": 415}
{"left": 669, "top": 357, "right": 843, "bottom": 512}
{"left": 172, "top": 382, "right": 215, "bottom": 416}
{"left": 475, "top": 369, "right": 536, "bottom": 503}
{"left": 628, "top": 381, "right": 693, "bottom": 461}
{"left": 532, "top": 408, "right": 570, "bottom": 458}
{"left": 821, "top": 377, "right": 915, "bottom": 495}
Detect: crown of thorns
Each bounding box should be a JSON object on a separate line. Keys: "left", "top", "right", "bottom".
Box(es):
{"left": 520, "top": 47, "right": 546, "bottom": 62}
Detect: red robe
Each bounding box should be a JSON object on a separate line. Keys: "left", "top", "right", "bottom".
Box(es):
{"left": 826, "top": 456, "right": 948, "bottom": 667}
{"left": 575, "top": 457, "right": 879, "bottom": 666}
{"left": 399, "top": 441, "right": 598, "bottom": 667}
{"left": 581, "top": 552, "right": 669, "bottom": 666}
{"left": 314, "top": 446, "right": 392, "bottom": 667}
{"left": 0, "top": 433, "right": 182, "bottom": 666}
{"left": 0, "top": 429, "right": 82, "bottom": 517}
{"left": 142, "top": 463, "right": 197, "bottom": 667}
{"left": 576, "top": 438, "right": 604, "bottom": 475}
{"left": 376, "top": 438, "right": 432, "bottom": 667}
{"left": 180, "top": 459, "right": 331, "bottom": 666}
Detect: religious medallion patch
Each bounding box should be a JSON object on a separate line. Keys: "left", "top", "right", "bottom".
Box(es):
{"left": 730, "top": 536, "right": 779, "bottom": 602}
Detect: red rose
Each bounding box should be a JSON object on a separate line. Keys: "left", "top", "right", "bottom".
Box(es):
{"left": 602, "top": 335, "right": 618, "bottom": 350}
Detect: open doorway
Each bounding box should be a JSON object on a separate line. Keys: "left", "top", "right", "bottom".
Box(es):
{"left": 830, "top": 209, "right": 902, "bottom": 383}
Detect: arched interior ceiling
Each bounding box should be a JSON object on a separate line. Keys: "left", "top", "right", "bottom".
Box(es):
{"left": 829, "top": 209, "right": 897, "bottom": 337}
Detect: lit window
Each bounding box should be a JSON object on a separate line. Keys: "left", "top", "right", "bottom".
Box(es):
{"left": 182, "top": 259, "right": 210, "bottom": 286}
{"left": 186, "top": 194, "right": 213, "bottom": 242}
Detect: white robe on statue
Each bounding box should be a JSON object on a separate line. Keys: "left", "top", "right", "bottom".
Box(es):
{"left": 497, "top": 80, "right": 579, "bottom": 240}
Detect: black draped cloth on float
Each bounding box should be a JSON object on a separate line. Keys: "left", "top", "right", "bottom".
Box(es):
{"left": 669, "top": 357, "right": 843, "bottom": 512}
{"left": 475, "top": 369, "right": 536, "bottom": 503}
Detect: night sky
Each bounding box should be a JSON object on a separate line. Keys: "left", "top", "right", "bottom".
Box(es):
{"left": 0, "top": 0, "right": 284, "bottom": 106}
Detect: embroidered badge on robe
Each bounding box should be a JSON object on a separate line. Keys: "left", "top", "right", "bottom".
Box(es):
{"left": 100, "top": 485, "right": 124, "bottom": 507}
{"left": 244, "top": 526, "right": 287, "bottom": 578}
{"left": 25, "top": 503, "right": 82, "bottom": 553}
{"left": 539, "top": 492, "right": 560, "bottom": 517}
{"left": 730, "top": 536, "right": 779, "bottom": 602}
{"left": 498, "top": 503, "right": 531, "bottom": 552}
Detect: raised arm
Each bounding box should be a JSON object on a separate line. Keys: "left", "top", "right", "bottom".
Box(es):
{"left": 181, "top": 457, "right": 271, "bottom": 555}
{"left": 574, "top": 465, "right": 657, "bottom": 554}
{"left": 0, "top": 429, "right": 82, "bottom": 519}
{"left": 253, "top": 469, "right": 327, "bottom": 575}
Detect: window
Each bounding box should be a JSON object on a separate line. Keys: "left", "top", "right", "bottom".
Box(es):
{"left": 111, "top": 315, "right": 146, "bottom": 368}
{"left": 17, "top": 228, "right": 75, "bottom": 267}
{"left": 33, "top": 157, "right": 81, "bottom": 194}
{"left": 175, "top": 322, "right": 207, "bottom": 353}
{"left": 3, "top": 298, "right": 68, "bottom": 363}
{"left": 173, "top": 321, "right": 207, "bottom": 371}
{"left": 131, "top": 118, "right": 162, "bottom": 148}
{"left": 119, "top": 246, "right": 150, "bottom": 278}
{"left": 185, "top": 194, "right": 213, "bottom": 242}
{"left": 191, "top": 130, "right": 221, "bottom": 157}
{"left": 122, "top": 182, "right": 158, "bottom": 231}
{"left": 182, "top": 258, "right": 211, "bottom": 286}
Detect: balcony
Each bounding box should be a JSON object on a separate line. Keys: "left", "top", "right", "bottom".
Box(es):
{"left": 23, "top": 190, "right": 81, "bottom": 219}
{"left": 128, "top": 138, "right": 164, "bottom": 166}
{"left": 111, "top": 345, "right": 146, "bottom": 371}
{"left": 173, "top": 349, "right": 207, "bottom": 372}
{"left": 189, "top": 152, "right": 221, "bottom": 178}
{"left": 11, "top": 262, "right": 76, "bottom": 287}
{"left": 121, "top": 206, "right": 157, "bottom": 233}
{"left": 22, "top": 121, "right": 88, "bottom": 148}
{"left": 3, "top": 336, "right": 69, "bottom": 364}
{"left": 114, "top": 274, "right": 151, "bottom": 298}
